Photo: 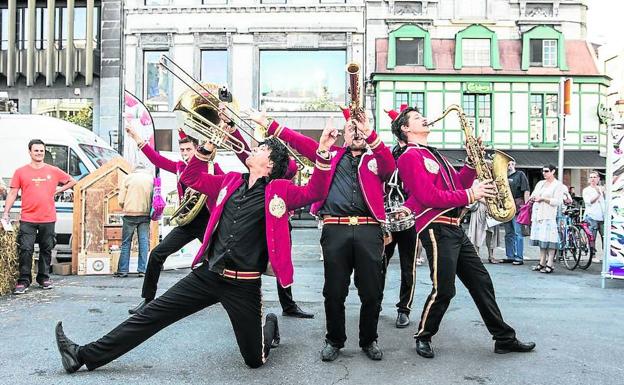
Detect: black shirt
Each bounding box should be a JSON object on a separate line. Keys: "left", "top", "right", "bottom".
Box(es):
{"left": 206, "top": 174, "right": 268, "bottom": 273}
{"left": 422, "top": 144, "right": 461, "bottom": 218}
{"left": 508, "top": 170, "right": 530, "bottom": 199}
{"left": 319, "top": 151, "right": 372, "bottom": 217}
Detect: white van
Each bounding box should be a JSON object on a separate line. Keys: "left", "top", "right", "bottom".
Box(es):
{"left": 0, "top": 114, "right": 121, "bottom": 253}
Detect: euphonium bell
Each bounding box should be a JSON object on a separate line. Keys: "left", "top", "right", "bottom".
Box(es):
{"left": 173, "top": 83, "right": 246, "bottom": 153}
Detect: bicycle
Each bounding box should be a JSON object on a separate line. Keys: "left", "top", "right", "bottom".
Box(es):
{"left": 557, "top": 207, "right": 593, "bottom": 271}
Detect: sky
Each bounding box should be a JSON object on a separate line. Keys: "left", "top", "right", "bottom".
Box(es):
{"left": 586, "top": 0, "right": 622, "bottom": 48}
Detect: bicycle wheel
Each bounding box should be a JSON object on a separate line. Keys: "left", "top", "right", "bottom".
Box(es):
{"left": 576, "top": 226, "right": 592, "bottom": 270}
{"left": 562, "top": 226, "right": 580, "bottom": 270}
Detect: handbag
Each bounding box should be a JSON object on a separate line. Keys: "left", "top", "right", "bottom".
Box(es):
{"left": 150, "top": 177, "right": 166, "bottom": 221}
{"left": 516, "top": 201, "right": 533, "bottom": 226}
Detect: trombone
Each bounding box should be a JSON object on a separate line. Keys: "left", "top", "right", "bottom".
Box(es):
{"left": 159, "top": 55, "right": 306, "bottom": 170}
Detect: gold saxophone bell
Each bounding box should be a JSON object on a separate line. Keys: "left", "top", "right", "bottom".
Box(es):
{"left": 427, "top": 105, "right": 516, "bottom": 223}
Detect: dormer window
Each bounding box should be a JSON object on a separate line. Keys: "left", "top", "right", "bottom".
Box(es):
{"left": 396, "top": 37, "right": 424, "bottom": 66}
{"left": 454, "top": 24, "right": 501, "bottom": 70}
{"left": 387, "top": 24, "right": 434, "bottom": 69}
{"left": 521, "top": 25, "right": 568, "bottom": 71}
{"left": 462, "top": 38, "right": 491, "bottom": 67}
{"left": 529, "top": 39, "right": 557, "bottom": 67}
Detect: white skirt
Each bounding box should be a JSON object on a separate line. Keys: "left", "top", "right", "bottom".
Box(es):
{"left": 530, "top": 219, "right": 559, "bottom": 250}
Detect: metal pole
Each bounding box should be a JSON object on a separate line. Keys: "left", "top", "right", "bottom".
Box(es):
{"left": 557, "top": 77, "right": 565, "bottom": 182}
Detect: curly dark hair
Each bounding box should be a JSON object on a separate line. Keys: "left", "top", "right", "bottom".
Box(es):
{"left": 262, "top": 137, "right": 289, "bottom": 180}
{"left": 391, "top": 106, "right": 420, "bottom": 143}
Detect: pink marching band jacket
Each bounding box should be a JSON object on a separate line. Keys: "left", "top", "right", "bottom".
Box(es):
{"left": 398, "top": 143, "right": 477, "bottom": 233}
{"left": 179, "top": 150, "right": 333, "bottom": 288}
{"left": 267, "top": 120, "right": 395, "bottom": 221}
{"left": 140, "top": 143, "right": 224, "bottom": 201}
{"left": 229, "top": 128, "right": 299, "bottom": 180}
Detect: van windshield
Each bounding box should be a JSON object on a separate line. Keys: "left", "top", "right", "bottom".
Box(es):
{"left": 79, "top": 144, "right": 120, "bottom": 167}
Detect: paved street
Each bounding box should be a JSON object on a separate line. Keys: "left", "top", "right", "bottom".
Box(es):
{"left": 0, "top": 228, "right": 622, "bottom": 385}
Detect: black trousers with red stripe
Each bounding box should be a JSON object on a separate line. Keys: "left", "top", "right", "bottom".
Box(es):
{"left": 384, "top": 227, "right": 417, "bottom": 315}
{"left": 321, "top": 224, "right": 385, "bottom": 348}
{"left": 78, "top": 263, "right": 277, "bottom": 369}
{"left": 415, "top": 223, "right": 516, "bottom": 342}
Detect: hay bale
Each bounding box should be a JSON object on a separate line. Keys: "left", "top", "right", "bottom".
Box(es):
{"left": 0, "top": 225, "right": 19, "bottom": 296}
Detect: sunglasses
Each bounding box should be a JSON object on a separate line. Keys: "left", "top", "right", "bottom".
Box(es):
{"left": 542, "top": 169, "right": 551, "bottom": 173}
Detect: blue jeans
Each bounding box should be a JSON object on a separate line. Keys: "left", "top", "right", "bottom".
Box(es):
{"left": 503, "top": 216, "right": 524, "bottom": 261}
{"left": 118, "top": 215, "right": 150, "bottom": 274}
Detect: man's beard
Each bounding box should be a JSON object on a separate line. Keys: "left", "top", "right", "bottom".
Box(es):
{"left": 349, "top": 141, "right": 366, "bottom": 151}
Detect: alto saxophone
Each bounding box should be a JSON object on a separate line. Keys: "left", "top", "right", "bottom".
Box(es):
{"left": 427, "top": 105, "right": 516, "bottom": 223}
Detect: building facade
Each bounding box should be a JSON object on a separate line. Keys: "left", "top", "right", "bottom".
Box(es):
{"left": 124, "top": 0, "right": 365, "bottom": 152}
{"left": 0, "top": 0, "right": 123, "bottom": 145}
{"left": 367, "top": 0, "right": 608, "bottom": 188}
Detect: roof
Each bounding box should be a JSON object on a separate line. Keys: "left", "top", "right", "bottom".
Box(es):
{"left": 440, "top": 149, "right": 606, "bottom": 169}
{"left": 375, "top": 39, "right": 601, "bottom": 76}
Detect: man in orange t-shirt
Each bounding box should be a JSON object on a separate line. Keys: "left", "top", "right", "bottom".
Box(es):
{"left": 2, "top": 139, "right": 76, "bottom": 294}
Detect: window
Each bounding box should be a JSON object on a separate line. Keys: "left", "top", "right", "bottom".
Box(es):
{"left": 462, "top": 39, "right": 490, "bottom": 67}
{"left": 395, "top": 93, "right": 409, "bottom": 109}
{"left": 145, "top": 0, "right": 171, "bottom": 5}
{"left": 521, "top": 25, "right": 567, "bottom": 71}
{"left": 144, "top": 51, "right": 170, "bottom": 112}
{"left": 463, "top": 94, "right": 491, "bottom": 142}
{"left": 259, "top": 50, "right": 346, "bottom": 112}
{"left": 79, "top": 144, "right": 120, "bottom": 167}
{"left": 394, "top": 92, "right": 425, "bottom": 114}
{"left": 44, "top": 145, "right": 69, "bottom": 174}
{"left": 200, "top": 50, "right": 228, "bottom": 86}
{"left": 530, "top": 94, "right": 558, "bottom": 143}
{"left": 395, "top": 38, "right": 424, "bottom": 66}
{"left": 69, "top": 149, "right": 89, "bottom": 180}
{"left": 0, "top": 8, "right": 8, "bottom": 50}
{"left": 388, "top": 24, "right": 434, "bottom": 69}
{"left": 529, "top": 39, "right": 557, "bottom": 67}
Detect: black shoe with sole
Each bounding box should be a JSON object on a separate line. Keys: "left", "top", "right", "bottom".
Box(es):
{"left": 494, "top": 339, "right": 536, "bottom": 354}
{"left": 55, "top": 322, "right": 84, "bottom": 373}
{"left": 415, "top": 339, "right": 434, "bottom": 358}
{"left": 396, "top": 312, "right": 410, "bottom": 328}
{"left": 128, "top": 299, "right": 152, "bottom": 315}
{"left": 320, "top": 342, "right": 340, "bottom": 362}
{"left": 282, "top": 304, "right": 314, "bottom": 319}
{"left": 266, "top": 313, "right": 280, "bottom": 348}
{"left": 362, "top": 341, "right": 383, "bottom": 361}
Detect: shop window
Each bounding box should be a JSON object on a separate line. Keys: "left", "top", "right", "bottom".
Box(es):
{"left": 144, "top": 51, "right": 170, "bottom": 112}
{"left": 463, "top": 94, "right": 491, "bottom": 142}
{"left": 530, "top": 94, "right": 558, "bottom": 143}
{"left": 259, "top": 50, "right": 346, "bottom": 112}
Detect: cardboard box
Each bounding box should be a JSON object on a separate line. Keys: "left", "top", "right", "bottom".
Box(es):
{"left": 105, "top": 226, "right": 123, "bottom": 240}
{"left": 52, "top": 263, "right": 72, "bottom": 276}
{"left": 86, "top": 256, "right": 111, "bottom": 275}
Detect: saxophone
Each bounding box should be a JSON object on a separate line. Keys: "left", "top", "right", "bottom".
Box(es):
{"left": 427, "top": 104, "right": 516, "bottom": 223}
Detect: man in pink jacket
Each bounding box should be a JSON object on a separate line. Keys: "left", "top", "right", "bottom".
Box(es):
{"left": 125, "top": 126, "right": 223, "bottom": 314}
{"left": 393, "top": 106, "right": 535, "bottom": 359}
{"left": 54, "top": 125, "right": 336, "bottom": 372}
{"left": 258, "top": 111, "right": 395, "bottom": 362}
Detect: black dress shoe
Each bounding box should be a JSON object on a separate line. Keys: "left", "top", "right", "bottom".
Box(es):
{"left": 494, "top": 339, "right": 536, "bottom": 354}
{"left": 282, "top": 304, "right": 314, "bottom": 319}
{"left": 128, "top": 299, "right": 152, "bottom": 315}
{"left": 320, "top": 342, "right": 340, "bottom": 362}
{"left": 396, "top": 312, "right": 410, "bottom": 328}
{"left": 415, "top": 339, "right": 434, "bottom": 358}
{"left": 55, "top": 322, "right": 83, "bottom": 373}
{"left": 266, "top": 313, "right": 280, "bottom": 348}
{"left": 362, "top": 341, "right": 383, "bottom": 361}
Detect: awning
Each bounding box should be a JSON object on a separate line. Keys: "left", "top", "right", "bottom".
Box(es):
{"left": 440, "top": 150, "right": 606, "bottom": 169}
